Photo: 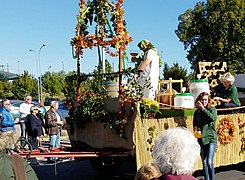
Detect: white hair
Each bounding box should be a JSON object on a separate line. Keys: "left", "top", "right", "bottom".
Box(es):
{"left": 152, "top": 127, "right": 200, "bottom": 175}
{"left": 220, "top": 72, "right": 235, "bottom": 85}
{"left": 50, "top": 101, "right": 59, "bottom": 109}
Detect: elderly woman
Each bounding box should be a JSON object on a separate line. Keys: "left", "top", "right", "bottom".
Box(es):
{"left": 152, "top": 127, "right": 200, "bottom": 180}
{"left": 0, "top": 131, "right": 38, "bottom": 179}
{"left": 28, "top": 105, "right": 43, "bottom": 150}
{"left": 213, "top": 72, "right": 241, "bottom": 108}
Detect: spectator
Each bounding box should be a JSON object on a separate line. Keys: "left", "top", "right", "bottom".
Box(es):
{"left": 134, "top": 162, "right": 162, "bottom": 180}
{"left": 19, "top": 96, "right": 33, "bottom": 141}
{"left": 44, "top": 101, "right": 63, "bottom": 163}
{"left": 137, "top": 40, "right": 159, "bottom": 100}
{"left": 0, "top": 99, "right": 15, "bottom": 133}
{"left": 193, "top": 92, "right": 217, "bottom": 180}
{"left": 213, "top": 72, "right": 241, "bottom": 110}
{"left": 152, "top": 127, "right": 200, "bottom": 180}
{"left": 0, "top": 131, "right": 38, "bottom": 179}
{"left": 28, "top": 106, "right": 43, "bottom": 149}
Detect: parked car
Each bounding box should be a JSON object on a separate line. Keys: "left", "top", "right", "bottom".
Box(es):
{"left": 57, "top": 101, "right": 69, "bottom": 122}
{"left": 44, "top": 98, "right": 60, "bottom": 106}
{"left": 0, "top": 100, "right": 46, "bottom": 121}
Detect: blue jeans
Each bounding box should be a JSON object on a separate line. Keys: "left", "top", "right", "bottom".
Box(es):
{"left": 201, "top": 142, "right": 216, "bottom": 180}
{"left": 20, "top": 121, "right": 26, "bottom": 138}
{"left": 49, "top": 133, "right": 60, "bottom": 148}
{"left": 20, "top": 122, "right": 26, "bottom": 146}
{"left": 48, "top": 133, "right": 60, "bottom": 161}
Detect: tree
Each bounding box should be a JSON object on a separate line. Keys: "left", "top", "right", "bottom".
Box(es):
{"left": 42, "top": 71, "right": 64, "bottom": 97}
{"left": 0, "top": 81, "right": 13, "bottom": 98}
{"left": 12, "top": 71, "right": 37, "bottom": 99}
{"left": 175, "top": 0, "right": 245, "bottom": 74}
{"left": 162, "top": 63, "right": 191, "bottom": 92}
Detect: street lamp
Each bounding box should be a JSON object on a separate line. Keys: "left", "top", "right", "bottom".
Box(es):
{"left": 39, "top": 43, "right": 46, "bottom": 104}
{"left": 29, "top": 49, "right": 40, "bottom": 103}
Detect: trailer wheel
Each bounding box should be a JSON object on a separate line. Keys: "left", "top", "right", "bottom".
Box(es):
{"left": 89, "top": 156, "right": 123, "bottom": 174}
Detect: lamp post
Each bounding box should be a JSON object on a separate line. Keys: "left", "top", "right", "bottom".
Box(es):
{"left": 38, "top": 43, "right": 46, "bottom": 104}
{"left": 29, "top": 49, "right": 40, "bottom": 103}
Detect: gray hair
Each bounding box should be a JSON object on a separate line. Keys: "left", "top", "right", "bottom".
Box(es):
{"left": 220, "top": 72, "right": 235, "bottom": 85}
{"left": 30, "top": 105, "right": 39, "bottom": 113}
{"left": 152, "top": 127, "right": 200, "bottom": 175}
{"left": 50, "top": 101, "right": 59, "bottom": 109}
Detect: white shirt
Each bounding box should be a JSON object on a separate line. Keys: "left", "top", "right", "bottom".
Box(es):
{"left": 19, "top": 102, "right": 33, "bottom": 119}
{"left": 138, "top": 49, "right": 159, "bottom": 99}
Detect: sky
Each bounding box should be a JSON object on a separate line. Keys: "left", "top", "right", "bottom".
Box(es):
{"left": 0, "top": 0, "right": 199, "bottom": 78}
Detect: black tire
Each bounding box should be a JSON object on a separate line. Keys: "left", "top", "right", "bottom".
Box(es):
{"left": 14, "top": 137, "right": 32, "bottom": 159}
{"left": 89, "top": 156, "right": 123, "bottom": 175}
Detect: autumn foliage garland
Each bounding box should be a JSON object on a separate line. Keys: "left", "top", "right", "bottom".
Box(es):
{"left": 217, "top": 118, "right": 235, "bottom": 145}
{"left": 71, "top": 0, "right": 132, "bottom": 57}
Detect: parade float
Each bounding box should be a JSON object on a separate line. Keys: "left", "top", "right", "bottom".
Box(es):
{"left": 66, "top": 0, "right": 245, "bottom": 173}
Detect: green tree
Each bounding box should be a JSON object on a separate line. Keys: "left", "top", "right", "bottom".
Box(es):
{"left": 175, "top": 0, "right": 245, "bottom": 74}
{"left": 0, "top": 81, "right": 13, "bottom": 98}
{"left": 63, "top": 71, "right": 79, "bottom": 99}
{"left": 12, "top": 71, "right": 37, "bottom": 99}
{"left": 42, "top": 71, "right": 64, "bottom": 97}
{"left": 162, "top": 63, "right": 191, "bottom": 92}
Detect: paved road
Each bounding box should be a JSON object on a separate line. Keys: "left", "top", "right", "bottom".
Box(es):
{"left": 31, "top": 138, "right": 245, "bottom": 180}
{"left": 31, "top": 155, "right": 244, "bottom": 180}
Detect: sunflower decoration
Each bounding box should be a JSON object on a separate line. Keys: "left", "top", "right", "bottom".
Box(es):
{"left": 217, "top": 118, "right": 235, "bottom": 145}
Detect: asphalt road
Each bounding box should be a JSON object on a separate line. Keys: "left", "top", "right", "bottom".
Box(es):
{"left": 31, "top": 156, "right": 245, "bottom": 180}
{"left": 30, "top": 137, "right": 245, "bottom": 180}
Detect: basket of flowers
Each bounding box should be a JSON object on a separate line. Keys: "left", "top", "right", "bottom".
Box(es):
{"left": 139, "top": 98, "right": 161, "bottom": 119}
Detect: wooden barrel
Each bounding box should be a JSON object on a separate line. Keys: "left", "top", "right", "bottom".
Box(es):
{"left": 103, "top": 81, "right": 119, "bottom": 97}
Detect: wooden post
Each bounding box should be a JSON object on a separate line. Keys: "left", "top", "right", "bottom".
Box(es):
{"left": 118, "top": 47, "right": 123, "bottom": 97}
{"left": 76, "top": 56, "right": 81, "bottom": 99}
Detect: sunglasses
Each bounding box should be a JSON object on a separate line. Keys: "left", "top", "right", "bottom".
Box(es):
{"left": 4, "top": 103, "right": 11, "bottom": 105}
{"left": 33, "top": 109, "right": 39, "bottom": 110}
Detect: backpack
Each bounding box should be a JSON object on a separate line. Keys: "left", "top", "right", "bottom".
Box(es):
{"left": 9, "top": 154, "right": 27, "bottom": 180}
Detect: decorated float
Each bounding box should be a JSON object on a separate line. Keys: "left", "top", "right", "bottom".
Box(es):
{"left": 66, "top": 0, "right": 245, "bottom": 173}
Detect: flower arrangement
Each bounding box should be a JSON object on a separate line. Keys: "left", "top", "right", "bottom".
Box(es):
{"left": 71, "top": 0, "right": 132, "bottom": 58}
{"left": 217, "top": 118, "right": 235, "bottom": 145}
{"left": 139, "top": 98, "right": 160, "bottom": 119}
{"left": 66, "top": 92, "right": 135, "bottom": 138}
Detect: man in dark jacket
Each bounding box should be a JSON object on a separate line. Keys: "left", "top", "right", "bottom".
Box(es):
{"left": 44, "top": 101, "right": 63, "bottom": 163}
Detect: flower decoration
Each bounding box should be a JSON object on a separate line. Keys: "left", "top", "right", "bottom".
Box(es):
{"left": 71, "top": 0, "right": 133, "bottom": 58}
{"left": 217, "top": 118, "right": 235, "bottom": 145}
{"left": 237, "top": 115, "right": 245, "bottom": 128}
{"left": 139, "top": 98, "right": 160, "bottom": 119}
{"left": 66, "top": 92, "right": 135, "bottom": 138}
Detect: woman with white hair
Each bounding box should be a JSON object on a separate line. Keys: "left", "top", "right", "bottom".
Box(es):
{"left": 152, "top": 127, "right": 200, "bottom": 180}
{"left": 213, "top": 72, "right": 241, "bottom": 109}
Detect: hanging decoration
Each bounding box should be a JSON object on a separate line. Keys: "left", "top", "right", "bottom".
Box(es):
{"left": 217, "top": 117, "right": 235, "bottom": 145}
{"left": 71, "top": 0, "right": 133, "bottom": 58}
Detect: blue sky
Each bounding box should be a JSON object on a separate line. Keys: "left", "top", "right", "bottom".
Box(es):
{"left": 0, "top": 0, "right": 199, "bottom": 77}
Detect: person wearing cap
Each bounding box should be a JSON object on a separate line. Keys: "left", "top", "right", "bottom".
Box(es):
{"left": 137, "top": 40, "right": 159, "bottom": 100}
